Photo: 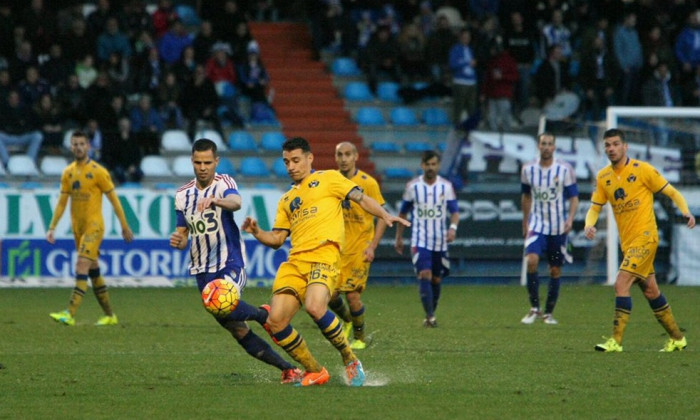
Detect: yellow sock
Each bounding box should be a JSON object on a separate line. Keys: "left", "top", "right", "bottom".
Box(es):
{"left": 91, "top": 274, "right": 113, "bottom": 316}
{"left": 352, "top": 307, "right": 366, "bottom": 341}
{"left": 612, "top": 309, "right": 630, "bottom": 345}
{"left": 317, "top": 311, "right": 355, "bottom": 365}
{"left": 68, "top": 276, "right": 89, "bottom": 316}
{"left": 274, "top": 326, "right": 323, "bottom": 373}
{"left": 653, "top": 306, "right": 683, "bottom": 340}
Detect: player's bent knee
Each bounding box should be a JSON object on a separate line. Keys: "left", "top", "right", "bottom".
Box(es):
{"left": 221, "top": 319, "right": 250, "bottom": 339}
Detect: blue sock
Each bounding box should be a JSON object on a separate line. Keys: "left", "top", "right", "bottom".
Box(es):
{"left": 545, "top": 277, "right": 560, "bottom": 314}
{"left": 419, "top": 279, "right": 434, "bottom": 317}
{"left": 237, "top": 330, "right": 293, "bottom": 371}
{"left": 431, "top": 282, "right": 442, "bottom": 311}
{"left": 648, "top": 294, "right": 668, "bottom": 311}
{"left": 526, "top": 272, "right": 540, "bottom": 308}
{"left": 225, "top": 300, "right": 265, "bottom": 323}
{"left": 314, "top": 310, "right": 336, "bottom": 330}
{"left": 615, "top": 296, "right": 632, "bottom": 311}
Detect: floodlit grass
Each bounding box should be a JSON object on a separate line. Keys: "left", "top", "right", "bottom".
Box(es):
{"left": 0, "top": 285, "right": 697, "bottom": 419}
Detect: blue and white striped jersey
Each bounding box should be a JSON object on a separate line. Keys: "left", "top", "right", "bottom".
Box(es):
{"left": 399, "top": 175, "right": 458, "bottom": 251}
{"left": 175, "top": 174, "right": 245, "bottom": 275}
{"left": 521, "top": 158, "right": 578, "bottom": 235}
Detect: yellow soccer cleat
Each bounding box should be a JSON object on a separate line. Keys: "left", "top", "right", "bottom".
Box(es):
{"left": 343, "top": 321, "right": 353, "bottom": 340}
{"left": 49, "top": 310, "right": 75, "bottom": 326}
{"left": 349, "top": 339, "right": 367, "bottom": 350}
{"left": 660, "top": 336, "right": 687, "bottom": 352}
{"left": 95, "top": 314, "right": 118, "bottom": 326}
{"left": 595, "top": 337, "right": 623, "bottom": 352}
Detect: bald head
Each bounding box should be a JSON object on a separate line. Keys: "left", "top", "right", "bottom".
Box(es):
{"left": 335, "top": 141, "right": 359, "bottom": 178}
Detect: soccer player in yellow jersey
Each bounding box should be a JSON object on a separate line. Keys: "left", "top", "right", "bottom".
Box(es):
{"left": 330, "top": 142, "right": 387, "bottom": 350}
{"left": 46, "top": 131, "right": 134, "bottom": 326}
{"left": 242, "top": 137, "right": 409, "bottom": 386}
{"left": 584, "top": 128, "right": 694, "bottom": 352}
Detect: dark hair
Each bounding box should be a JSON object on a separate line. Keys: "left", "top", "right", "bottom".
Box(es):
{"left": 192, "top": 138, "right": 217, "bottom": 155}
{"left": 537, "top": 131, "right": 556, "bottom": 143}
{"left": 282, "top": 136, "right": 311, "bottom": 153}
{"left": 421, "top": 150, "right": 441, "bottom": 163}
{"left": 603, "top": 128, "right": 625, "bottom": 142}
{"left": 70, "top": 130, "right": 89, "bottom": 140}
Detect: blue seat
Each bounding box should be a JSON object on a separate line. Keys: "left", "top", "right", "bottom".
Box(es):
{"left": 261, "top": 131, "right": 286, "bottom": 151}
{"left": 355, "top": 107, "right": 386, "bottom": 126}
{"left": 391, "top": 107, "right": 419, "bottom": 126}
{"left": 422, "top": 108, "right": 450, "bottom": 126}
{"left": 153, "top": 182, "right": 176, "bottom": 190}
{"left": 377, "top": 82, "right": 400, "bottom": 102}
{"left": 216, "top": 158, "right": 236, "bottom": 176}
{"left": 253, "top": 182, "right": 278, "bottom": 189}
{"left": 331, "top": 57, "right": 361, "bottom": 76}
{"left": 175, "top": 4, "right": 201, "bottom": 26}
{"left": 239, "top": 157, "right": 270, "bottom": 177}
{"left": 215, "top": 81, "right": 237, "bottom": 98}
{"left": 370, "top": 141, "right": 400, "bottom": 153}
{"left": 228, "top": 131, "right": 257, "bottom": 151}
{"left": 120, "top": 182, "right": 143, "bottom": 189}
{"left": 272, "top": 158, "right": 288, "bottom": 177}
{"left": 404, "top": 141, "right": 433, "bottom": 153}
{"left": 0, "top": 182, "right": 10, "bottom": 188}
{"left": 384, "top": 168, "right": 415, "bottom": 179}
{"left": 19, "top": 181, "right": 43, "bottom": 190}
{"left": 344, "top": 82, "right": 373, "bottom": 101}
{"left": 437, "top": 142, "right": 447, "bottom": 152}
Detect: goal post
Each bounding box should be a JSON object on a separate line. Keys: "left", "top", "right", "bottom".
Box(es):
{"left": 604, "top": 107, "right": 700, "bottom": 285}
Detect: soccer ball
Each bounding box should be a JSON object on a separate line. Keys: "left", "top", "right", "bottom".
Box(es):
{"left": 201, "top": 277, "right": 239, "bottom": 318}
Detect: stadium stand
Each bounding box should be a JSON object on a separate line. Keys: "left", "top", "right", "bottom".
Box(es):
{"left": 260, "top": 131, "right": 286, "bottom": 151}
{"left": 7, "top": 155, "right": 40, "bottom": 177}
{"left": 377, "top": 82, "right": 401, "bottom": 103}
{"left": 370, "top": 141, "right": 401, "bottom": 153}
{"left": 161, "top": 130, "right": 192, "bottom": 153}
{"left": 172, "top": 156, "right": 193, "bottom": 177}
{"left": 404, "top": 141, "right": 433, "bottom": 153}
{"left": 390, "top": 107, "right": 419, "bottom": 126}
{"left": 239, "top": 157, "right": 270, "bottom": 177}
{"left": 193, "top": 129, "right": 227, "bottom": 151}
{"left": 216, "top": 157, "right": 236, "bottom": 177}
{"left": 355, "top": 107, "right": 386, "bottom": 126}
{"left": 271, "top": 158, "right": 288, "bottom": 177}
{"left": 228, "top": 131, "right": 257, "bottom": 152}
{"left": 331, "top": 57, "right": 362, "bottom": 76}
{"left": 422, "top": 108, "right": 451, "bottom": 127}
{"left": 344, "top": 82, "right": 374, "bottom": 101}
{"left": 40, "top": 156, "right": 69, "bottom": 176}
{"left": 384, "top": 167, "right": 415, "bottom": 179}
{"left": 140, "top": 156, "right": 172, "bottom": 177}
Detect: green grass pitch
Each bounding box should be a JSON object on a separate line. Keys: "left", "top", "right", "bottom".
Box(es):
{"left": 0, "top": 285, "right": 697, "bottom": 419}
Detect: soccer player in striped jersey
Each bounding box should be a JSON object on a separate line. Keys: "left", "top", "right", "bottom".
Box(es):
{"left": 169, "top": 138, "right": 302, "bottom": 384}
{"left": 242, "top": 137, "right": 409, "bottom": 386}
{"left": 394, "top": 150, "right": 459, "bottom": 327}
{"left": 329, "top": 141, "right": 388, "bottom": 350}
{"left": 47, "top": 131, "right": 134, "bottom": 326}
{"left": 520, "top": 132, "right": 579, "bottom": 325}
{"left": 585, "top": 128, "right": 694, "bottom": 352}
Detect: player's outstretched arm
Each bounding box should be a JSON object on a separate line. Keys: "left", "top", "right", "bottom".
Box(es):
{"left": 241, "top": 217, "right": 288, "bottom": 249}
{"left": 197, "top": 194, "right": 242, "bottom": 212}
{"left": 661, "top": 184, "right": 696, "bottom": 229}
{"left": 349, "top": 189, "right": 410, "bottom": 228}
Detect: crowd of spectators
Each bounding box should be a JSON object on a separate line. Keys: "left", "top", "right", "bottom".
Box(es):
{"left": 309, "top": 0, "right": 700, "bottom": 134}
{"left": 0, "top": 0, "right": 279, "bottom": 183}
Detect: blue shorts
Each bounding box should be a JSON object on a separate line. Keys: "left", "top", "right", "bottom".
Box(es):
{"left": 524, "top": 232, "right": 571, "bottom": 267}
{"left": 411, "top": 247, "right": 450, "bottom": 278}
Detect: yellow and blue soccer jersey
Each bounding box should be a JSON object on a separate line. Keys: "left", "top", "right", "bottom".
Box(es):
{"left": 341, "top": 169, "right": 385, "bottom": 255}
{"left": 59, "top": 159, "right": 115, "bottom": 235}
{"left": 274, "top": 170, "right": 358, "bottom": 256}
{"left": 591, "top": 158, "right": 668, "bottom": 250}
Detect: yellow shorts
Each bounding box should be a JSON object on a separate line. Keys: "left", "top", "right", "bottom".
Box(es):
{"left": 273, "top": 244, "right": 340, "bottom": 302}
{"left": 75, "top": 228, "right": 104, "bottom": 261}
{"left": 620, "top": 235, "right": 657, "bottom": 280}
{"left": 336, "top": 252, "right": 369, "bottom": 293}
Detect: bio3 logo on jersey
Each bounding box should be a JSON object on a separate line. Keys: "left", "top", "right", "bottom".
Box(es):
{"left": 532, "top": 186, "right": 559, "bottom": 202}
{"left": 416, "top": 204, "right": 443, "bottom": 219}
{"left": 186, "top": 210, "right": 219, "bottom": 236}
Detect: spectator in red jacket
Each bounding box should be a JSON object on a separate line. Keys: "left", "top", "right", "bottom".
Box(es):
{"left": 205, "top": 42, "right": 236, "bottom": 86}
{"left": 482, "top": 37, "right": 519, "bottom": 131}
